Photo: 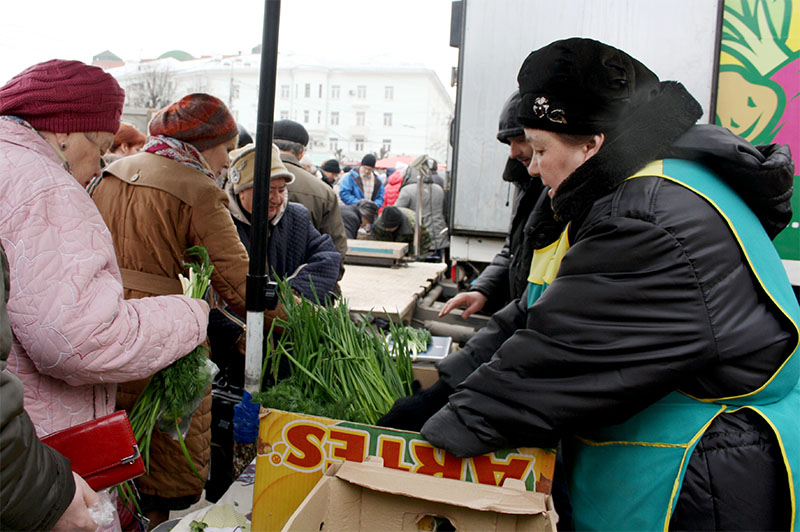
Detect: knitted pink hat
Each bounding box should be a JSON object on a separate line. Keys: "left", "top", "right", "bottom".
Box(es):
{"left": 0, "top": 59, "right": 125, "bottom": 133}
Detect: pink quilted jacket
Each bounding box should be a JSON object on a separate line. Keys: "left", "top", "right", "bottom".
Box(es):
{"left": 0, "top": 119, "right": 209, "bottom": 436}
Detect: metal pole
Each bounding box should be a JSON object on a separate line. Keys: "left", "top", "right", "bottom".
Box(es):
{"left": 245, "top": 0, "right": 281, "bottom": 395}
{"left": 414, "top": 167, "right": 423, "bottom": 257}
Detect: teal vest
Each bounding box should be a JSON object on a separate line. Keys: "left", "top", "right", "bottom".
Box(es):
{"left": 527, "top": 159, "right": 799, "bottom": 531}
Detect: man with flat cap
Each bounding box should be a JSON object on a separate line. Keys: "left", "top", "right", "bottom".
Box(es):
{"left": 272, "top": 120, "right": 348, "bottom": 275}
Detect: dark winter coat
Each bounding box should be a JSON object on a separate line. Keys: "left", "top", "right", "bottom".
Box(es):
{"left": 226, "top": 195, "right": 340, "bottom": 302}
{"left": 424, "top": 82, "right": 796, "bottom": 528}
{"left": 469, "top": 158, "right": 551, "bottom": 310}
{"left": 340, "top": 204, "right": 362, "bottom": 240}
{"left": 0, "top": 243, "right": 74, "bottom": 531}
{"left": 281, "top": 153, "right": 348, "bottom": 268}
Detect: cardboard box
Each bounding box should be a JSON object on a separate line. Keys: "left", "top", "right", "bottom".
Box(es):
{"left": 282, "top": 457, "right": 557, "bottom": 532}
{"left": 252, "top": 409, "right": 556, "bottom": 531}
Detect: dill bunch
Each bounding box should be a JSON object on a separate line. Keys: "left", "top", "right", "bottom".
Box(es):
{"left": 129, "top": 246, "right": 216, "bottom": 478}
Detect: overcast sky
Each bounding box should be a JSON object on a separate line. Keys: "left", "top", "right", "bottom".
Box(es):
{"left": 0, "top": 0, "right": 459, "bottom": 90}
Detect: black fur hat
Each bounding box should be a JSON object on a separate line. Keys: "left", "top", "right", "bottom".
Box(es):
{"left": 517, "top": 38, "right": 661, "bottom": 135}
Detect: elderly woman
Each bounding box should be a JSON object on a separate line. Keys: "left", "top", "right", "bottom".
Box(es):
{"left": 226, "top": 144, "right": 340, "bottom": 301}
{"left": 0, "top": 60, "right": 209, "bottom": 530}
{"left": 104, "top": 122, "right": 146, "bottom": 164}
{"left": 90, "top": 93, "right": 294, "bottom": 526}
{"left": 380, "top": 38, "right": 797, "bottom": 530}
{"left": 208, "top": 145, "right": 341, "bottom": 388}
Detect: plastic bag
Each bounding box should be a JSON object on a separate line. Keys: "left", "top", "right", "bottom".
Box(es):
{"left": 232, "top": 391, "right": 260, "bottom": 444}
{"left": 159, "top": 358, "right": 220, "bottom": 440}
{"left": 88, "top": 490, "right": 118, "bottom": 530}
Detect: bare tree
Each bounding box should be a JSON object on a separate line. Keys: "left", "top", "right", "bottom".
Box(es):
{"left": 378, "top": 145, "right": 390, "bottom": 159}
{"left": 126, "top": 64, "right": 176, "bottom": 110}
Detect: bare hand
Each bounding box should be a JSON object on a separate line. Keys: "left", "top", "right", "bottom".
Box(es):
{"left": 438, "top": 291, "right": 488, "bottom": 319}
{"left": 52, "top": 472, "right": 99, "bottom": 532}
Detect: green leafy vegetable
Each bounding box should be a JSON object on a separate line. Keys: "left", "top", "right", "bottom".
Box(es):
{"left": 128, "top": 246, "right": 215, "bottom": 478}
{"left": 252, "top": 279, "right": 421, "bottom": 424}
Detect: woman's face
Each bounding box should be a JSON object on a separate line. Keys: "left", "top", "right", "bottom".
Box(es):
{"left": 117, "top": 142, "right": 144, "bottom": 156}
{"left": 63, "top": 131, "right": 114, "bottom": 186}
{"left": 524, "top": 129, "right": 604, "bottom": 197}
{"left": 200, "top": 137, "right": 238, "bottom": 178}
{"left": 268, "top": 179, "right": 288, "bottom": 219}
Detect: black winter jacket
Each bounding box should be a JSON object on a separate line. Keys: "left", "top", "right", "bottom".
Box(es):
{"left": 230, "top": 201, "right": 340, "bottom": 302}
{"left": 340, "top": 204, "right": 361, "bottom": 240}
{"left": 470, "top": 158, "right": 553, "bottom": 310}
{"left": 424, "top": 82, "right": 796, "bottom": 529}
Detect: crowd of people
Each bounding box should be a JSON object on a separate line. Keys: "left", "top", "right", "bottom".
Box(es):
{"left": 311, "top": 146, "right": 450, "bottom": 259}
{"left": 1, "top": 33, "right": 797, "bottom": 532}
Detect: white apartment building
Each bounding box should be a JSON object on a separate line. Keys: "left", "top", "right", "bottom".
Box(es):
{"left": 106, "top": 51, "right": 454, "bottom": 164}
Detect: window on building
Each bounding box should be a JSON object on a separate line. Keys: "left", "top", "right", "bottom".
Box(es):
{"left": 304, "top": 83, "right": 311, "bottom": 98}
{"left": 356, "top": 111, "right": 365, "bottom": 126}
{"left": 354, "top": 137, "right": 365, "bottom": 152}
{"left": 280, "top": 85, "right": 290, "bottom": 99}
{"left": 331, "top": 111, "right": 339, "bottom": 126}
{"left": 331, "top": 85, "right": 340, "bottom": 99}
{"left": 330, "top": 138, "right": 338, "bottom": 151}
{"left": 303, "top": 110, "right": 310, "bottom": 123}
{"left": 317, "top": 110, "right": 322, "bottom": 124}
{"left": 357, "top": 85, "right": 366, "bottom": 99}
{"left": 382, "top": 139, "right": 392, "bottom": 152}
{"left": 383, "top": 113, "right": 392, "bottom": 127}
{"left": 385, "top": 86, "right": 394, "bottom": 100}
{"left": 318, "top": 84, "right": 323, "bottom": 98}
{"left": 280, "top": 110, "right": 289, "bottom": 120}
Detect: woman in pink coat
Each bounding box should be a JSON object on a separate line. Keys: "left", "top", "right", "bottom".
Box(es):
{"left": 0, "top": 60, "right": 208, "bottom": 479}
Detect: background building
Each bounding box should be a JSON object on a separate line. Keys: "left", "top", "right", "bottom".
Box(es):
{"left": 105, "top": 50, "right": 453, "bottom": 165}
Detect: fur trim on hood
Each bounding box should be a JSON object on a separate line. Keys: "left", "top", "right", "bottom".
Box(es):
{"left": 551, "top": 81, "right": 794, "bottom": 239}
{"left": 551, "top": 81, "right": 702, "bottom": 221}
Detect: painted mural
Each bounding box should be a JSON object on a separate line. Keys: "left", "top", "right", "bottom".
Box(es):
{"left": 716, "top": 0, "right": 800, "bottom": 260}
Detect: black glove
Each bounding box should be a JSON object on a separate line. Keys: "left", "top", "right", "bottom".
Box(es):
{"left": 377, "top": 379, "right": 453, "bottom": 431}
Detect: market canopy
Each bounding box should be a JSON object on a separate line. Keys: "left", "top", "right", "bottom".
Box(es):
{"left": 375, "top": 154, "right": 415, "bottom": 169}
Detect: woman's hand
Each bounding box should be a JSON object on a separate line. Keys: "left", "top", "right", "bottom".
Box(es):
{"left": 51, "top": 472, "right": 99, "bottom": 532}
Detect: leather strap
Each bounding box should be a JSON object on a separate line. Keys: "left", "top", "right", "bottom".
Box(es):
{"left": 119, "top": 268, "right": 182, "bottom": 296}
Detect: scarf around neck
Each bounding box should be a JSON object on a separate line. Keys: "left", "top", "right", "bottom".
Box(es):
{"left": 143, "top": 135, "right": 217, "bottom": 181}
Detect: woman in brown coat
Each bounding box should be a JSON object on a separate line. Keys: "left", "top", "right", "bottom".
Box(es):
{"left": 91, "top": 93, "right": 253, "bottom": 527}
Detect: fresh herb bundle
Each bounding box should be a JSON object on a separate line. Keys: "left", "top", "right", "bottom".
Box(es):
{"left": 391, "top": 326, "right": 433, "bottom": 358}
{"left": 252, "top": 280, "right": 422, "bottom": 424}
{"left": 128, "top": 246, "right": 216, "bottom": 478}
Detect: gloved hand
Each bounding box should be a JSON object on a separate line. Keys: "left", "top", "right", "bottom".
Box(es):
{"left": 377, "top": 379, "right": 453, "bottom": 431}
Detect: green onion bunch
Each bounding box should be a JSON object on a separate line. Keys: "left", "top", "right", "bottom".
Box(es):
{"left": 128, "top": 246, "right": 215, "bottom": 478}
{"left": 253, "top": 280, "right": 426, "bottom": 425}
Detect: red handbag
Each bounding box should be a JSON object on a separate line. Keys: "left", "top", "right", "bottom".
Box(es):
{"left": 41, "top": 410, "right": 145, "bottom": 491}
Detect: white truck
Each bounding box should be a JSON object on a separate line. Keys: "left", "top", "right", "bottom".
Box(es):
{"left": 446, "top": 0, "right": 799, "bottom": 289}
